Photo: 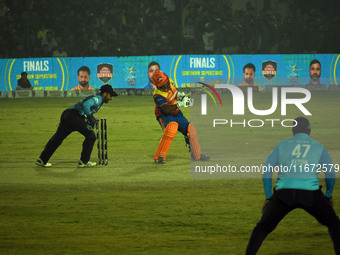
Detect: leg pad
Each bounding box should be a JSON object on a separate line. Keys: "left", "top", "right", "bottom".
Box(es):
{"left": 154, "top": 122, "right": 178, "bottom": 160}
{"left": 188, "top": 123, "right": 201, "bottom": 160}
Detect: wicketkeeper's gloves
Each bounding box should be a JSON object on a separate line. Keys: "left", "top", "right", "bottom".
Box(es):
{"left": 87, "top": 114, "right": 99, "bottom": 128}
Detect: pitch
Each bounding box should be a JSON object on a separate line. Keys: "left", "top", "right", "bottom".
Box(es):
{"left": 0, "top": 93, "right": 339, "bottom": 254}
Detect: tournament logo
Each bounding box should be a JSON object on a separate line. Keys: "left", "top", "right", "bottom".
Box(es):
{"left": 125, "top": 65, "right": 137, "bottom": 87}
{"left": 262, "top": 61, "right": 277, "bottom": 80}
{"left": 289, "top": 64, "right": 301, "bottom": 84}
{"left": 97, "top": 63, "right": 113, "bottom": 83}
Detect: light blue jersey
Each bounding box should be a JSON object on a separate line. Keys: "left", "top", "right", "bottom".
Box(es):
{"left": 69, "top": 94, "right": 103, "bottom": 117}
{"left": 263, "top": 133, "right": 335, "bottom": 199}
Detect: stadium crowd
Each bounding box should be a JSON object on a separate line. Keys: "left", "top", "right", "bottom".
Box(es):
{"left": 1, "top": 0, "right": 339, "bottom": 58}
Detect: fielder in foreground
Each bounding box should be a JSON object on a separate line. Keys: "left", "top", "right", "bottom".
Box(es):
{"left": 245, "top": 117, "right": 340, "bottom": 255}
{"left": 152, "top": 70, "right": 209, "bottom": 164}
{"left": 36, "top": 84, "right": 118, "bottom": 167}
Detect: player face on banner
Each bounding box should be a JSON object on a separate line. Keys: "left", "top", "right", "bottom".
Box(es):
{"left": 309, "top": 61, "right": 321, "bottom": 83}
{"left": 243, "top": 67, "right": 255, "bottom": 85}
{"left": 78, "top": 70, "right": 90, "bottom": 87}
{"left": 148, "top": 63, "right": 160, "bottom": 88}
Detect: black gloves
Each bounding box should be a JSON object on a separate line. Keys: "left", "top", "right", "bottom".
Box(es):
{"left": 87, "top": 114, "right": 98, "bottom": 128}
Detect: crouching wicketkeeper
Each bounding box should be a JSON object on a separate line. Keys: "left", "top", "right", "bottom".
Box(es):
{"left": 36, "top": 84, "right": 117, "bottom": 167}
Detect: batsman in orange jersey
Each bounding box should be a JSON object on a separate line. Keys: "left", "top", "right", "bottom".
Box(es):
{"left": 152, "top": 70, "right": 210, "bottom": 164}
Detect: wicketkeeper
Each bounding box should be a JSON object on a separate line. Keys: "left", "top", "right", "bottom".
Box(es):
{"left": 36, "top": 84, "right": 118, "bottom": 167}
{"left": 152, "top": 70, "right": 209, "bottom": 163}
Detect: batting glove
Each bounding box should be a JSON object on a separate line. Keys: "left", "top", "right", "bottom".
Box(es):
{"left": 177, "top": 91, "right": 186, "bottom": 101}
{"left": 177, "top": 96, "right": 191, "bottom": 108}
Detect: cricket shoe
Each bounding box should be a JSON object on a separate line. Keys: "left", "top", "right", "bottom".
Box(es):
{"left": 78, "top": 160, "right": 97, "bottom": 168}
{"left": 155, "top": 156, "right": 166, "bottom": 164}
{"left": 36, "top": 158, "right": 52, "bottom": 167}
{"left": 200, "top": 154, "right": 210, "bottom": 161}
{"left": 191, "top": 153, "right": 210, "bottom": 161}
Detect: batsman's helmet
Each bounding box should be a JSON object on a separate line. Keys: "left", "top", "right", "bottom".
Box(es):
{"left": 152, "top": 71, "right": 169, "bottom": 88}
{"left": 292, "top": 117, "right": 311, "bottom": 135}
{"left": 100, "top": 84, "right": 118, "bottom": 97}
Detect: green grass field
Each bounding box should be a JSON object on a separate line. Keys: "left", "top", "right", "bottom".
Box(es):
{"left": 0, "top": 92, "right": 339, "bottom": 254}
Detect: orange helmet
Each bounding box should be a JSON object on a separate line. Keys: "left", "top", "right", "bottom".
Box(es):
{"left": 152, "top": 70, "right": 169, "bottom": 88}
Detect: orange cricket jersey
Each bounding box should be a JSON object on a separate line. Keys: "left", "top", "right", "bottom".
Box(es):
{"left": 153, "top": 78, "right": 179, "bottom": 116}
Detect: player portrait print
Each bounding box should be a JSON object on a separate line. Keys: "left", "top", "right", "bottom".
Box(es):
{"left": 262, "top": 61, "right": 277, "bottom": 80}
{"left": 97, "top": 63, "right": 113, "bottom": 83}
